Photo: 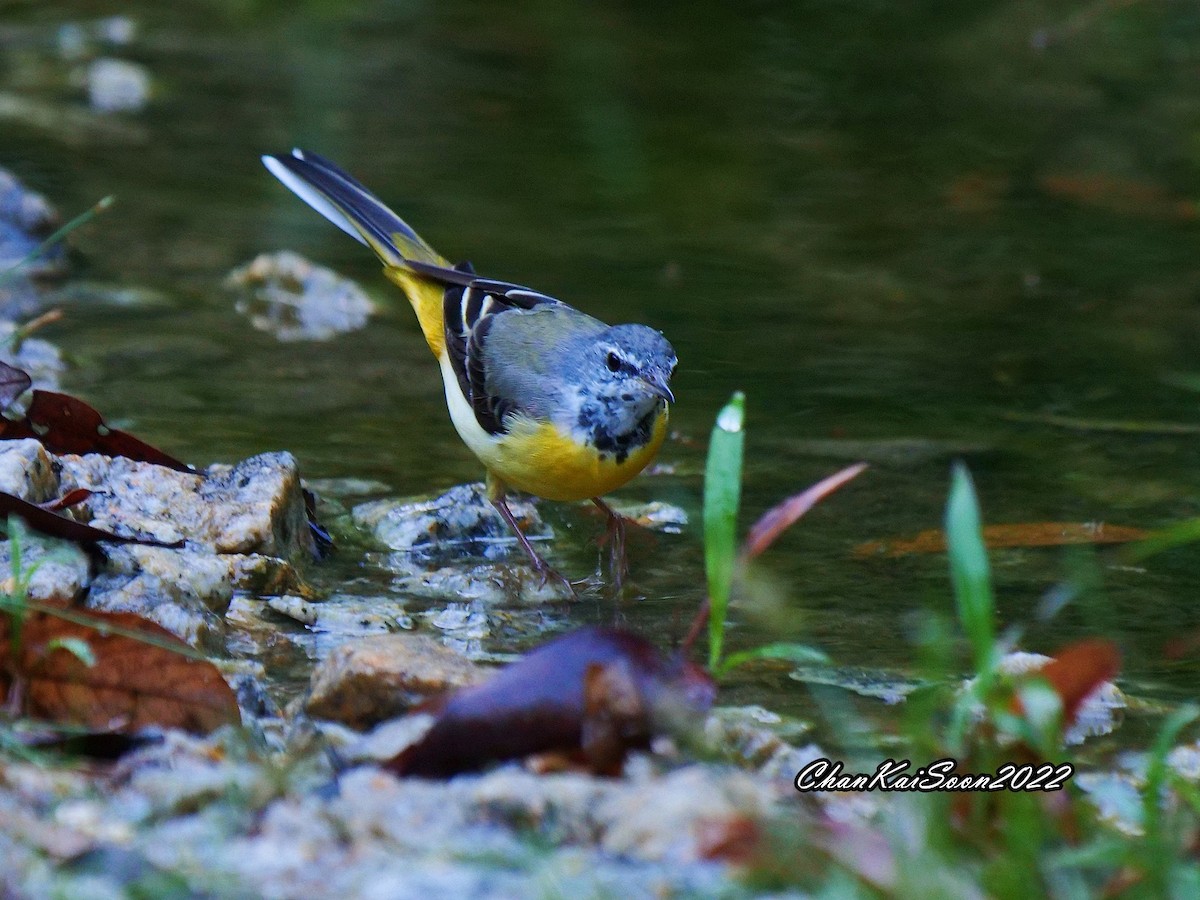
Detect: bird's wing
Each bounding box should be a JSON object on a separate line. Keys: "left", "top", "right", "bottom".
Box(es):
{"left": 443, "top": 279, "right": 569, "bottom": 435}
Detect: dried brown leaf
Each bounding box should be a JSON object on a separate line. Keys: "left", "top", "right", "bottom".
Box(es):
{"left": 854, "top": 522, "right": 1148, "bottom": 558}
{"left": 38, "top": 488, "right": 93, "bottom": 513}
{"left": 1021, "top": 638, "right": 1121, "bottom": 726}
{"left": 0, "top": 608, "right": 240, "bottom": 733}
{"left": 0, "top": 489, "right": 180, "bottom": 548}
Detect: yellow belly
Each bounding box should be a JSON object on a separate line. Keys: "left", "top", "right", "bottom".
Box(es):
{"left": 486, "top": 408, "right": 668, "bottom": 502}
{"left": 437, "top": 352, "right": 668, "bottom": 501}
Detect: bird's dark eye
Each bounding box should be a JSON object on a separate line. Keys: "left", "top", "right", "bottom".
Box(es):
{"left": 606, "top": 352, "right": 621, "bottom": 372}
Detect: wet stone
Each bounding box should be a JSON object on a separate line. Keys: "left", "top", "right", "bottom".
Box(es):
{"left": 306, "top": 633, "right": 485, "bottom": 729}
{"left": 228, "top": 251, "right": 375, "bottom": 341}
{"left": 0, "top": 536, "right": 89, "bottom": 605}
{"left": 964, "top": 651, "right": 1126, "bottom": 745}
{"left": 0, "top": 324, "right": 65, "bottom": 391}
{"left": 0, "top": 165, "right": 63, "bottom": 276}
{"left": 86, "top": 545, "right": 236, "bottom": 650}
{"left": 605, "top": 499, "right": 688, "bottom": 534}
{"left": 354, "top": 483, "right": 571, "bottom": 601}
{"left": 200, "top": 453, "right": 316, "bottom": 558}
{"left": 59, "top": 451, "right": 315, "bottom": 559}
{"left": 392, "top": 562, "right": 572, "bottom": 604}
{"left": 353, "top": 482, "right": 549, "bottom": 564}
{"left": 0, "top": 448, "right": 319, "bottom": 647}
{"left": 264, "top": 593, "right": 413, "bottom": 638}
{"left": 85, "top": 57, "right": 150, "bottom": 113}
{"left": 703, "top": 705, "right": 814, "bottom": 771}
{"left": 0, "top": 438, "right": 59, "bottom": 502}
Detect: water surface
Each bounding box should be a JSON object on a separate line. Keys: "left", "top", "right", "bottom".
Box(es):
{"left": 3, "top": 0, "right": 1199, "bottom": 729}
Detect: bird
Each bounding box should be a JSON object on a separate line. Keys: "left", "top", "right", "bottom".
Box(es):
{"left": 262, "top": 149, "right": 676, "bottom": 590}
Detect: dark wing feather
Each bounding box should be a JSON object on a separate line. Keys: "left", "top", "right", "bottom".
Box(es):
{"left": 444, "top": 275, "right": 561, "bottom": 435}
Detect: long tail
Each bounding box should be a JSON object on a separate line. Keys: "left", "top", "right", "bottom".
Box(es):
{"left": 262, "top": 148, "right": 470, "bottom": 357}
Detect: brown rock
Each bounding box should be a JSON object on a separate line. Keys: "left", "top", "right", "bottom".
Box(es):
{"left": 306, "top": 634, "right": 484, "bottom": 729}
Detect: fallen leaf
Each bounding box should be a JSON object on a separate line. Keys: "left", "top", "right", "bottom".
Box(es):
{"left": 580, "top": 658, "right": 651, "bottom": 776}
{"left": 387, "top": 627, "right": 715, "bottom": 778}
{"left": 0, "top": 360, "right": 31, "bottom": 412}
{"left": 697, "top": 814, "right": 761, "bottom": 864}
{"left": 38, "top": 488, "right": 93, "bottom": 513}
{"left": 1038, "top": 171, "right": 1197, "bottom": 221}
{"left": 1020, "top": 638, "right": 1121, "bottom": 726}
{"left": 1, "top": 390, "right": 191, "bottom": 472}
{"left": 0, "top": 489, "right": 181, "bottom": 548}
{"left": 0, "top": 607, "right": 240, "bottom": 733}
{"left": 854, "top": 522, "right": 1147, "bottom": 558}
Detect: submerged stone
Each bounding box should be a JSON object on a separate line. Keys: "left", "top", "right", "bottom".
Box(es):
{"left": 354, "top": 483, "right": 570, "bottom": 602}
{"left": 353, "top": 482, "right": 549, "bottom": 562}
{"left": 228, "top": 251, "right": 375, "bottom": 342}
{"left": 85, "top": 58, "right": 150, "bottom": 113}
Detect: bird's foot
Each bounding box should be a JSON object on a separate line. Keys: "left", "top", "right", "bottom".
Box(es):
{"left": 491, "top": 495, "right": 578, "bottom": 600}
{"left": 592, "top": 498, "right": 630, "bottom": 592}
{"left": 522, "top": 546, "right": 579, "bottom": 599}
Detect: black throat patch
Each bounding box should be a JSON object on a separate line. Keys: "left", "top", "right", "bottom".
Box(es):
{"left": 576, "top": 397, "right": 660, "bottom": 465}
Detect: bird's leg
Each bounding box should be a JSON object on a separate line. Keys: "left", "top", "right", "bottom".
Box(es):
{"left": 591, "top": 497, "right": 628, "bottom": 590}
{"left": 487, "top": 474, "right": 576, "bottom": 598}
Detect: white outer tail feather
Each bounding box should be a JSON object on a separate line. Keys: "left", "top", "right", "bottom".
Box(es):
{"left": 261, "top": 151, "right": 368, "bottom": 248}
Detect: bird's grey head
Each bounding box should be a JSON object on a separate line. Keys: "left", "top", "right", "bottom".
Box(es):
{"left": 569, "top": 324, "right": 676, "bottom": 458}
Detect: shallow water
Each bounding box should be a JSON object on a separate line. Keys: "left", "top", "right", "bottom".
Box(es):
{"left": 3, "top": 2, "right": 1200, "bottom": 730}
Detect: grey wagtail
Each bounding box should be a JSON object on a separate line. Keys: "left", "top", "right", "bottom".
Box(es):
{"left": 263, "top": 150, "right": 676, "bottom": 587}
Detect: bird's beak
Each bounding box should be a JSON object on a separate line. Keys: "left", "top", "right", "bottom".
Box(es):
{"left": 640, "top": 376, "right": 675, "bottom": 405}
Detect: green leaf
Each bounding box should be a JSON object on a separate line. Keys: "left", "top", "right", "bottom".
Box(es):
{"left": 45, "top": 636, "right": 95, "bottom": 667}
{"left": 945, "top": 462, "right": 995, "bottom": 676}
{"left": 1126, "top": 517, "right": 1200, "bottom": 562}
{"left": 719, "top": 641, "right": 829, "bottom": 676}
{"left": 704, "top": 391, "right": 745, "bottom": 672}
{"left": 1143, "top": 705, "right": 1199, "bottom": 860}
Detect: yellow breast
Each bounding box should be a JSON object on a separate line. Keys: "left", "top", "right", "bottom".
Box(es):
{"left": 437, "top": 351, "right": 668, "bottom": 501}
{"left": 487, "top": 408, "right": 669, "bottom": 501}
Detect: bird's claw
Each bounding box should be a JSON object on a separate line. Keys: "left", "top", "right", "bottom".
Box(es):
{"left": 528, "top": 553, "right": 579, "bottom": 600}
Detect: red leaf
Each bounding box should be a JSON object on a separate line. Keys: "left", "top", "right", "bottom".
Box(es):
{"left": 0, "top": 607, "right": 240, "bottom": 733}
{"left": 1021, "top": 639, "right": 1121, "bottom": 726}
{"left": 741, "top": 462, "right": 868, "bottom": 561}
{"left": 697, "top": 815, "right": 761, "bottom": 864}
{"left": 387, "top": 627, "right": 715, "bottom": 778}
{"left": 2, "top": 390, "right": 191, "bottom": 473}
{"left": 38, "top": 488, "right": 93, "bottom": 513}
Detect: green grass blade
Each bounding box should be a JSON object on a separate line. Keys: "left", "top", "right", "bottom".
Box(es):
{"left": 945, "top": 462, "right": 995, "bottom": 676}
{"left": 1143, "top": 703, "right": 1199, "bottom": 890}
{"left": 1126, "top": 517, "right": 1200, "bottom": 562}
{"left": 719, "top": 641, "right": 829, "bottom": 676}
{"left": 0, "top": 195, "right": 114, "bottom": 287}
{"left": 704, "top": 391, "right": 745, "bottom": 672}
